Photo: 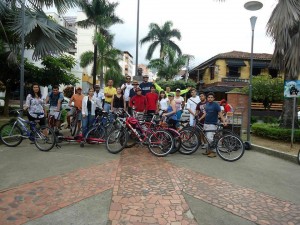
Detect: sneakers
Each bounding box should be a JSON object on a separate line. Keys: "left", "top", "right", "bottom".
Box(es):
{"left": 201, "top": 144, "right": 208, "bottom": 149}
{"left": 207, "top": 152, "right": 217, "bottom": 158}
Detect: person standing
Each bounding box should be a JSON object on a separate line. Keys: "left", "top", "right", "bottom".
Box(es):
{"left": 103, "top": 79, "right": 117, "bottom": 112}
{"left": 121, "top": 75, "right": 133, "bottom": 110}
{"left": 186, "top": 88, "right": 200, "bottom": 126}
{"left": 174, "top": 88, "right": 185, "bottom": 127}
{"left": 162, "top": 93, "right": 177, "bottom": 129}
{"left": 94, "top": 84, "right": 104, "bottom": 108}
{"left": 24, "top": 83, "right": 46, "bottom": 127}
{"left": 111, "top": 87, "right": 126, "bottom": 112}
{"left": 199, "top": 92, "right": 227, "bottom": 158}
{"left": 219, "top": 99, "right": 233, "bottom": 115}
{"left": 130, "top": 87, "right": 147, "bottom": 113}
{"left": 196, "top": 92, "right": 207, "bottom": 125}
{"left": 139, "top": 74, "right": 153, "bottom": 96}
{"left": 66, "top": 87, "right": 84, "bottom": 133}
{"left": 145, "top": 86, "right": 159, "bottom": 114}
{"left": 158, "top": 91, "right": 169, "bottom": 115}
{"left": 81, "top": 88, "right": 101, "bottom": 137}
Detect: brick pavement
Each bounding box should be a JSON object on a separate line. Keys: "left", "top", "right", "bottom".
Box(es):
{"left": 0, "top": 147, "right": 300, "bottom": 225}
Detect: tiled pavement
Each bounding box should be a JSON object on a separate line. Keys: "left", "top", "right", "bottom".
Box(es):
{"left": 0, "top": 148, "right": 300, "bottom": 225}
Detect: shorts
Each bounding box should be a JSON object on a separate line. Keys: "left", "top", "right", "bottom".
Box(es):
{"left": 49, "top": 107, "right": 62, "bottom": 120}
{"left": 68, "top": 108, "right": 82, "bottom": 121}
{"left": 28, "top": 114, "right": 46, "bottom": 126}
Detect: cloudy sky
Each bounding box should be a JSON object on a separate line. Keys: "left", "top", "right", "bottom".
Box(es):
{"left": 62, "top": 0, "right": 277, "bottom": 69}
{"left": 110, "top": 0, "right": 277, "bottom": 68}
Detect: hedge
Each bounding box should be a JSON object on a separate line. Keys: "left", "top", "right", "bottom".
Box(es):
{"left": 252, "top": 123, "right": 300, "bottom": 142}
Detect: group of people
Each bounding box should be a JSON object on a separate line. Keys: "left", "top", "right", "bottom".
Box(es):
{"left": 24, "top": 77, "right": 232, "bottom": 158}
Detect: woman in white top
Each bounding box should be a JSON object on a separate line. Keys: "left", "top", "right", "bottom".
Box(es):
{"left": 186, "top": 88, "right": 201, "bottom": 126}
{"left": 81, "top": 88, "right": 101, "bottom": 137}
{"left": 158, "top": 91, "right": 169, "bottom": 116}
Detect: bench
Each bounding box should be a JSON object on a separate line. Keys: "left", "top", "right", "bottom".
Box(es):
{"left": 251, "top": 102, "right": 300, "bottom": 111}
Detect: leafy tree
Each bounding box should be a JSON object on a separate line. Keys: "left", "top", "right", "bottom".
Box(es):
{"left": 148, "top": 49, "right": 194, "bottom": 80}
{"left": 80, "top": 33, "right": 122, "bottom": 87}
{"left": 140, "top": 21, "right": 182, "bottom": 60}
{"left": 156, "top": 79, "right": 196, "bottom": 92}
{"left": 77, "top": 0, "right": 123, "bottom": 88}
{"left": 251, "top": 75, "right": 284, "bottom": 109}
{"left": 104, "top": 69, "right": 126, "bottom": 88}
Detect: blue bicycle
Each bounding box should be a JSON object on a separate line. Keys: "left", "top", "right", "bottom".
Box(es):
{"left": 0, "top": 109, "right": 56, "bottom": 151}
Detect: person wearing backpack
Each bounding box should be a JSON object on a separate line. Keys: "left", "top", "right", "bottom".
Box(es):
{"left": 45, "top": 85, "right": 64, "bottom": 135}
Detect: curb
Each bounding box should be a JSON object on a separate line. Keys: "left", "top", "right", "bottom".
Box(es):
{"left": 252, "top": 144, "right": 298, "bottom": 164}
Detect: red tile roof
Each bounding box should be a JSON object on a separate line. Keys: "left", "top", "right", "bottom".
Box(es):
{"left": 216, "top": 51, "right": 272, "bottom": 60}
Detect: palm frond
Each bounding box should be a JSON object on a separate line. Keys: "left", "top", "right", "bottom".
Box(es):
{"left": 80, "top": 51, "right": 94, "bottom": 68}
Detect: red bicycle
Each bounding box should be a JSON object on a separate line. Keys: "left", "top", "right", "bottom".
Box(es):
{"left": 105, "top": 109, "right": 174, "bottom": 157}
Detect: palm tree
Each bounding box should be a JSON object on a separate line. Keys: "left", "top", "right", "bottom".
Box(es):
{"left": 148, "top": 49, "right": 194, "bottom": 80}
{"left": 140, "top": 21, "right": 182, "bottom": 60}
{"left": 77, "top": 0, "right": 123, "bottom": 88}
{"left": 266, "top": 0, "right": 300, "bottom": 128}
{"left": 80, "top": 33, "right": 122, "bottom": 86}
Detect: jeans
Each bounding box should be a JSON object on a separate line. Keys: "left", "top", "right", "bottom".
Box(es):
{"left": 104, "top": 103, "right": 113, "bottom": 122}
{"left": 82, "top": 113, "right": 95, "bottom": 137}
{"left": 176, "top": 110, "right": 183, "bottom": 127}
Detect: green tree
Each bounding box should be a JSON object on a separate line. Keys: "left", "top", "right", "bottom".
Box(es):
{"left": 251, "top": 74, "right": 284, "bottom": 109}
{"left": 148, "top": 49, "right": 194, "bottom": 80}
{"left": 104, "top": 69, "right": 126, "bottom": 88}
{"left": 140, "top": 21, "right": 182, "bottom": 60}
{"left": 156, "top": 79, "right": 196, "bottom": 92}
{"left": 80, "top": 33, "right": 122, "bottom": 87}
{"left": 77, "top": 0, "right": 123, "bottom": 88}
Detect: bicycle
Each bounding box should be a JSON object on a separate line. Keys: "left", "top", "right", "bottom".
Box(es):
{"left": 0, "top": 109, "right": 56, "bottom": 151}
{"left": 106, "top": 109, "right": 174, "bottom": 157}
{"left": 180, "top": 123, "right": 245, "bottom": 162}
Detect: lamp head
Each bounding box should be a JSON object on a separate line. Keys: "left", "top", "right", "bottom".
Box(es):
{"left": 244, "top": 1, "right": 263, "bottom": 11}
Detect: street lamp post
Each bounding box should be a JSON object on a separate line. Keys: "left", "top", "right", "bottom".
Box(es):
{"left": 20, "top": 0, "right": 25, "bottom": 112}
{"left": 244, "top": 1, "right": 263, "bottom": 149}
{"left": 135, "top": 0, "right": 140, "bottom": 77}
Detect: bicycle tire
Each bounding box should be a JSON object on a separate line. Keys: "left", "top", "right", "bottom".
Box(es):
{"left": 0, "top": 123, "right": 23, "bottom": 147}
{"left": 85, "top": 127, "right": 105, "bottom": 144}
{"left": 106, "top": 128, "right": 128, "bottom": 154}
{"left": 34, "top": 126, "right": 56, "bottom": 151}
{"left": 165, "top": 128, "right": 181, "bottom": 154}
{"left": 70, "top": 115, "right": 78, "bottom": 136}
{"left": 148, "top": 130, "right": 173, "bottom": 157}
{"left": 179, "top": 127, "right": 201, "bottom": 155}
{"left": 216, "top": 134, "right": 245, "bottom": 162}
{"left": 125, "top": 129, "right": 138, "bottom": 148}
{"left": 297, "top": 149, "right": 300, "bottom": 165}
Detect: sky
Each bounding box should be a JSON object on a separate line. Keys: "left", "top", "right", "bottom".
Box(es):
{"left": 61, "top": 0, "right": 278, "bottom": 69}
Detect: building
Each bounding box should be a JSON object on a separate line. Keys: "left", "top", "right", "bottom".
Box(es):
{"left": 120, "top": 51, "right": 133, "bottom": 77}
{"left": 189, "top": 51, "right": 279, "bottom": 100}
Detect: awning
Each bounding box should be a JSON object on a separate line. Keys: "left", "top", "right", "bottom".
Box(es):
{"left": 226, "top": 60, "right": 246, "bottom": 67}
{"left": 201, "top": 86, "right": 235, "bottom": 93}
{"left": 253, "top": 61, "right": 269, "bottom": 68}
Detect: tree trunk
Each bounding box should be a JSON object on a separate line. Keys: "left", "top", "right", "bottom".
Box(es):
{"left": 92, "top": 44, "right": 97, "bottom": 87}
{"left": 3, "top": 87, "right": 11, "bottom": 117}
{"left": 100, "top": 59, "right": 104, "bottom": 90}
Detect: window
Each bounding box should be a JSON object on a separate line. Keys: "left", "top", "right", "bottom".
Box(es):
{"left": 227, "top": 67, "right": 240, "bottom": 77}
{"left": 210, "top": 66, "right": 215, "bottom": 80}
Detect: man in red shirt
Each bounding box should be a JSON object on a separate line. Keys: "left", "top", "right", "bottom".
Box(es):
{"left": 145, "top": 86, "right": 158, "bottom": 114}
{"left": 220, "top": 99, "right": 233, "bottom": 115}
{"left": 130, "top": 87, "right": 147, "bottom": 113}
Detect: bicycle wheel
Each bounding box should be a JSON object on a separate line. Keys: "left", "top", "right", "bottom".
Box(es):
{"left": 216, "top": 134, "right": 245, "bottom": 162}
{"left": 106, "top": 128, "right": 128, "bottom": 154}
{"left": 179, "top": 127, "right": 200, "bottom": 155}
{"left": 70, "top": 115, "right": 78, "bottom": 136}
{"left": 125, "top": 129, "right": 138, "bottom": 148}
{"left": 148, "top": 130, "right": 173, "bottom": 157}
{"left": 166, "top": 129, "right": 181, "bottom": 154}
{"left": 85, "top": 127, "right": 105, "bottom": 144}
{"left": 34, "top": 126, "right": 56, "bottom": 151}
{"left": 0, "top": 123, "right": 23, "bottom": 147}
{"left": 297, "top": 149, "right": 300, "bottom": 165}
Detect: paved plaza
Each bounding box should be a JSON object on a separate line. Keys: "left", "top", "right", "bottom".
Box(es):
{"left": 0, "top": 141, "right": 300, "bottom": 225}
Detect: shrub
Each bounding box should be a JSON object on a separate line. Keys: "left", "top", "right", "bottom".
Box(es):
{"left": 252, "top": 123, "right": 300, "bottom": 142}
{"left": 61, "top": 109, "right": 67, "bottom": 122}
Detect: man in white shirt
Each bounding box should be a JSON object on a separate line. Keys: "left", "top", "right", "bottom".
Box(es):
{"left": 121, "top": 75, "right": 133, "bottom": 113}
{"left": 94, "top": 84, "right": 104, "bottom": 108}
{"left": 186, "top": 88, "right": 200, "bottom": 126}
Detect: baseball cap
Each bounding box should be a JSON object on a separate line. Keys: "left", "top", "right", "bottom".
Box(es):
{"left": 132, "top": 80, "right": 139, "bottom": 85}
{"left": 168, "top": 93, "right": 174, "bottom": 97}
{"left": 95, "top": 84, "right": 100, "bottom": 88}
{"left": 220, "top": 99, "right": 227, "bottom": 105}
{"left": 143, "top": 74, "right": 149, "bottom": 78}
{"left": 176, "top": 88, "right": 181, "bottom": 92}
{"left": 126, "top": 75, "right": 131, "bottom": 79}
